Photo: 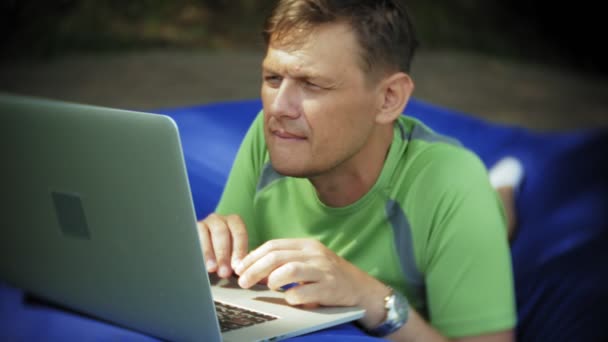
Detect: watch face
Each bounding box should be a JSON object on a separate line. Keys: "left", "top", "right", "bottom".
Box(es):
{"left": 369, "top": 291, "right": 409, "bottom": 337}
{"left": 393, "top": 291, "right": 409, "bottom": 319}
{"left": 385, "top": 293, "right": 399, "bottom": 321}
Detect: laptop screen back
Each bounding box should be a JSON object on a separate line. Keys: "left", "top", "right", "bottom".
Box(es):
{"left": 0, "top": 94, "right": 222, "bottom": 341}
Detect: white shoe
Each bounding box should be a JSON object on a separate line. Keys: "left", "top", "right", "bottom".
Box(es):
{"left": 489, "top": 156, "right": 524, "bottom": 190}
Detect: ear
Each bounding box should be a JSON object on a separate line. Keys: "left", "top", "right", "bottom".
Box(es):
{"left": 375, "top": 72, "right": 414, "bottom": 125}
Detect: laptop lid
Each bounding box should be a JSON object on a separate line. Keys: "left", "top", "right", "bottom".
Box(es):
{"left": 0, "top": 94, "right": 364, "bottom": 341}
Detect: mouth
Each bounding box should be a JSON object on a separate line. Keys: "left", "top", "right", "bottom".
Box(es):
{"left": 272, "top": 129, "right": 306, "bottom": 140}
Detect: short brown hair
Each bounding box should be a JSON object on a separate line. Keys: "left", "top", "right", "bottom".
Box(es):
{"left": 263, "top": 0, "right": 419, "bottom": 76}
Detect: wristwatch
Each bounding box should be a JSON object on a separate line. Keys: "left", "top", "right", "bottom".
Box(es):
{"left": 366, "top": 287, "right": 409, "bottom": 337}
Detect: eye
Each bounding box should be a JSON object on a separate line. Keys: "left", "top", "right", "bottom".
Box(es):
{"left": 303, "top": 80, "right": 322, "bottom": 90}
{"left": 264, "top": 75, "right": 282, "bottom": 88}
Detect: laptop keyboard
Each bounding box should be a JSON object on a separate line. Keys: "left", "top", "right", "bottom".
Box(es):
{"left": 214, "top": 301, "right": 278, "bottom": 332}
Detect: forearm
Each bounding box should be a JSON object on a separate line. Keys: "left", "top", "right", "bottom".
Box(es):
{"left": 357, "top": 280, "right": 447, "bottom": 342}
{"left": 366, "top": 300, "right": 513, "bottom": 342}
{"left": 386, "top": 309, "right": 448, "bottom": 342}
{"left": 356, "top": 275, "right": 513, "bottom": 342}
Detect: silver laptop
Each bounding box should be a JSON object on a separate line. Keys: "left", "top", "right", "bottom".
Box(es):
{"left": 0, "top": 93, "right": 365, "bottom": 341}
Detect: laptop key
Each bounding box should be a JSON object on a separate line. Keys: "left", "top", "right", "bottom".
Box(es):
{"left": 214, "top": 301, "right": 278, "bottom": 332}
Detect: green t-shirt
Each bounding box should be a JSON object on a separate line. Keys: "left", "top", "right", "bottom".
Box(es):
{"left": 216, "top": 111, "right": 516, "bottom": 338}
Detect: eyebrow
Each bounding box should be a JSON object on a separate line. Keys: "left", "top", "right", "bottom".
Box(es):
{"left": 262, "top": 64, "right": 334, "bottom": 85}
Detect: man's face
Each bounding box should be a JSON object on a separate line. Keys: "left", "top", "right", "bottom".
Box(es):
{"left": 261, "top": 23, "right": 381, "bottom": 178}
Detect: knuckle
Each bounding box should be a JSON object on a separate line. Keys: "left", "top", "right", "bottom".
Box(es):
{"left": 205, "top": 213, "right": 220, "bottom": 222}
{"left": 282, "top": 263, "right": 298, "bottom": 277}
{"left": 266, "top": 240, "right": 278, "bottom": 250}
{"left": 207, "top": 213, "right": 227, "bottom": 226}
{"left": 227, "top": 214, "right": 244, "bottom": 225}
{"left": 266, "top": 251, "right": 281, "bottom": 265}
{"left": 208, "top": 221, "right": 229, "bottom": 236}
{"left": 304, "top": 239, "right": 320, "bottom": 249}
{"left": 196, "top": 220, "right": 208, "bottom": 232}
{"left": 327, "top": 278, "right": 339, "bottom": 292}
{"left": 231, "top": 228, "right": 247, "bottom": 240}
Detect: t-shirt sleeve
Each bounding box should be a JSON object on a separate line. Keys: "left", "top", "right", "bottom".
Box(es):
{"left": 407, "top": 145, "right": 517, "bottom": 338}
{"left": 215, "top": 111, "right": 266, "bottom": 237}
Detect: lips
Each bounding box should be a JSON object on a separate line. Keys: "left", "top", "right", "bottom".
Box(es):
{"left": 272, "top": 129, "right": 306, "bottom": 140}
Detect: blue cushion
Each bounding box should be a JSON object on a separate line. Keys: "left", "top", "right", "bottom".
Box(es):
{"left": 156, "top": 98, "right": 608, "bottom": 341}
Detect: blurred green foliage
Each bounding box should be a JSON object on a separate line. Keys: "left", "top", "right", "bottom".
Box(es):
{"left": 1, "top": 0, "right": 272, "bottom": 59}
{"left": 0, "top": 0, "right": 569, "bottom": 66}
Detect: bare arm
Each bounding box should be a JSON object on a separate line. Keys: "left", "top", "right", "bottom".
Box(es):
{"left": 354, "top": 267, "right": 514, "bottom": 342}
{"left": 235, "top": 238, "right": 515, "bottom": 342}
{"left": 384, "top": 308, "right": 514, "bottom": 342}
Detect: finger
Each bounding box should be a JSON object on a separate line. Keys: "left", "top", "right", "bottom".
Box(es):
{"left": 288, "top": 282, "right": 357, "bottom": 307}
{"left": 266, "top": 262, "right": 323, "bottom": 291}
{"left": 301, "top": 303, "right": 320, "bottom": 309}
{"left": 238, "top": 250, "right": 305, "bottom": 288}
{"left": 225, "top": 214, "right": 248, "bottom": 268}
{"left": 236, "top": 239, "right": 308, "bottom": 275}
{"left": 284, "top": 282, "right": 324, "bottom": 307}
{"left": 196, "top": 220, "right": 217, "bottom": 272}
{"left": 206, "top": 214, "right": 233, "bottom": 278}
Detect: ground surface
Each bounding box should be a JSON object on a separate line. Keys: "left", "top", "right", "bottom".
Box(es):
{"left": 1, "top": 48, "right": 607, "bottom": 132}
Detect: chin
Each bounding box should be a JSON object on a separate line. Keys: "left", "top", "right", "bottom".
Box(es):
{"left": 269, "top": 156, "right": 318, "bottom": 178}
{"left": 271, "top": 162, "right": 310, "bottom": 178}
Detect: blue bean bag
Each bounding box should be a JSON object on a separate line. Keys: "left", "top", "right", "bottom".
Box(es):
{"left": 2, "top": 98, "right": 605, "bottom": 341}
{"left": 156, "top": 98, "right": 608, "bottom": 341}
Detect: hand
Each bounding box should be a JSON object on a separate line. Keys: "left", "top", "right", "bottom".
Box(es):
{"left": 234, "top": 239, "right": 384, "bottom": 310}
{"left": 196, "top": 213, "right": 248, "bottom": 279}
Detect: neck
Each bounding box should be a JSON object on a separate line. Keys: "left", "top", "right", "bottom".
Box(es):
{"left": 310, "top": 124, "right": 394, "bottom": 207}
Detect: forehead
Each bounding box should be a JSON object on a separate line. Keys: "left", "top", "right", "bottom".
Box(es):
{"left": 263, "top": 23, "right": 364, "bottom": 77}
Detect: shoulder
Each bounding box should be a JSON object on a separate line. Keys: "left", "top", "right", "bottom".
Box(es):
{"left": 239, "top": 109, "right": 269, "bottom": 163}
{"left": 388, "top": 117, "right": 498, "bottom": 247}
{"left": 393, "top": 116, "right": 489, "bottom": 195}
{"left": 245, "top": 109, "right": 266, "bottom": 142}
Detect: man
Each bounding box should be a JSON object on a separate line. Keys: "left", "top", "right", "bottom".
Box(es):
{"left": 197, "top": 1, "right": 519, "bottom": 340}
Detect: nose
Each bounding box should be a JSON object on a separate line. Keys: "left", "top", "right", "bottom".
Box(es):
{"left": 269, "top": 79, "right": 300, "bottom": 119}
